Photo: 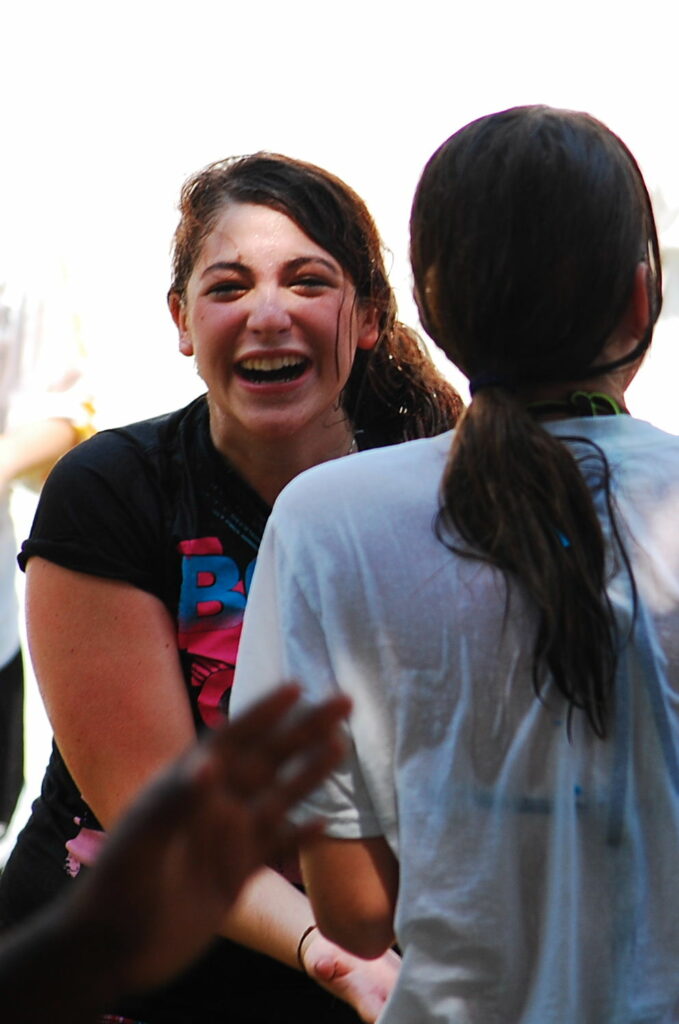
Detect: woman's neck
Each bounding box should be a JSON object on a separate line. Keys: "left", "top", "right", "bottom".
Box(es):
{"left": 210, "top": 419, "right": 357, "bottom": 507}
{"left": 517, "top": 368, "right": 631, "bottom": 420}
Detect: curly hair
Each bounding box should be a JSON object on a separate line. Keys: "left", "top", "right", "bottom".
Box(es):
{"left": 170, "top": 153, "right": 462, "bottom": 445}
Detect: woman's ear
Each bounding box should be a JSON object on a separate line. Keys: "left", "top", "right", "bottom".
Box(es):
{"left": 603, "top": 262, "right": 651, "bottom": 369}
{"left": 168, "top": 291, "right": 194, "bottom": 357}
{"left": 356, "top": 305, "right": 380, "bottom": 351}
{"left": 626, "top": 262, "right": 651, "bottom": 341}
{"left": 599, "top": 262, "right": 652, "bottom": 393}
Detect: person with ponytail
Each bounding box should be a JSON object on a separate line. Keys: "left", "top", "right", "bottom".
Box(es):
{"left": 0, "top": 154, "right": 461, "bottom": 1024}
{"left": 232, "top": 108, "right": 679, "bottom": 1021}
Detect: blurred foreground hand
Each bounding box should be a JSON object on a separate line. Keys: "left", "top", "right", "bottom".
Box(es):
{"left": 2, "top": 684, "right": 351, "bottom": 1022}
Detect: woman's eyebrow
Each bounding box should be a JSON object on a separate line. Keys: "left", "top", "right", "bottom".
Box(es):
{"left": 199, "top": 257, "right": 340, "bottom": 279}
{"left": 286, "top": 256, "right": 340, "bottom": 275}
{"left": 200, "top": 260, "right": 248, "bottom": 279}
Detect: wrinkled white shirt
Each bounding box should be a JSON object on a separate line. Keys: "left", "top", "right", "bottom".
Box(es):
{"left": 233, "top": 416, "right": 679, "bottom": 1024}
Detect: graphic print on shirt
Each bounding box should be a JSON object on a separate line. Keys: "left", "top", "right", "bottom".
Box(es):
{"left": 177, "top": 537, "right": 256, "bottom": 726}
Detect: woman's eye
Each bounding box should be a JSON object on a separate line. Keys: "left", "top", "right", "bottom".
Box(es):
{"left": 208, "top": 282, "right": 247, "bottom": 298}
{"left": 292, "top": 276, "right": 330, "bottom": 291}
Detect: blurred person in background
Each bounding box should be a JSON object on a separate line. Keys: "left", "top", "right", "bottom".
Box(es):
{"left": 0, "top": 247, "right": 93, "bottom": 838}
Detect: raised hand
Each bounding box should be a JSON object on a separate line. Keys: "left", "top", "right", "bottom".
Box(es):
{"left": 66, "top": 684, "right": 352, "bottom": 995}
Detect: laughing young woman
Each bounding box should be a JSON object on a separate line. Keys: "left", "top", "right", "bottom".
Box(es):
{"left": 0, "top": 154, "right": 462, "bottom": 1024}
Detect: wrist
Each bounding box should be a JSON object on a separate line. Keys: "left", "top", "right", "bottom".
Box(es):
{"left": 296, "top": 923, "right": 318, "bottom": 974}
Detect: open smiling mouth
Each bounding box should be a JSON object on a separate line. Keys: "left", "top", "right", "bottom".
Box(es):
{"left": 236, "top": 355, "right": 310, "bottom": 384}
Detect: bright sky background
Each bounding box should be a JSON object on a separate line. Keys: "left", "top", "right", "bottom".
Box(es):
{"left": 2, "top": 0, "right": 679, "bottom": 428}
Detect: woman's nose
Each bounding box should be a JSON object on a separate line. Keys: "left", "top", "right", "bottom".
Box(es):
{"left": 246, "top": 289, "right": 292, "bottom": 334}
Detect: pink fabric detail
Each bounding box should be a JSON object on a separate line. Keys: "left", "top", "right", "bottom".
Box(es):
{"left": 177, "top": 537, "right": 223, "bottom": 556}
{"left": 180, "top": 623, "right": 242, "bottom": 662}
{"left": 196, "top": 667, "right": 235, "bottom": 728}
{"left": 197, "top": 600, "right": 223, "bottom": 617}
{"left": 197, "top": 571, "right": 216, "bottom": 587}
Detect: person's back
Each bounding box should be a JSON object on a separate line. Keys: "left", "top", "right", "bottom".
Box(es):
{"left": 235, "top": 411, "right": 679, "bottom": 1021}
{"left": 232, "top": 106, "right": 679, "bottom": 1022}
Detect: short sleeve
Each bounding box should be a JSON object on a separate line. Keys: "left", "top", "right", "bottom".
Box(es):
{"left": 231, "top": 516, "right": 383, "bottom": 839}
{"left": 18, "top": 429, "right": 168, "bottom": 601}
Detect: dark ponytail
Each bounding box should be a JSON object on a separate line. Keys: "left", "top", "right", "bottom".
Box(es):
{"left": 439, "top": 389, "right": 627, "bottom": 736}
{"left": 411, "top": 106, "right": 661, "bottom": 737}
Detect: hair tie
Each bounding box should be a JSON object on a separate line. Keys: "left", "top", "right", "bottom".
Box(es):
{"left": 468, "top": 372, "right": 516, "bottom": 396}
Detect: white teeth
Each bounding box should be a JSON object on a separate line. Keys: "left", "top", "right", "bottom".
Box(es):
{"left": 239, "top": 355, "right": 305, "bottom": 371}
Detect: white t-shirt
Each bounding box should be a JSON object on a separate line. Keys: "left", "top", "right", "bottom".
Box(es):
{"left": 0, "top": 256, "right": 90, "bottom": 667}
{"left": 232, "top": 416, "right": 679, "bottom": 1024}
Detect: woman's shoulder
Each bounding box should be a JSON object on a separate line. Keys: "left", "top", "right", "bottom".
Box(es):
{"left": 546, "top": 413, "right": 679, "bottom": 449}
{"left": 50, "top": 396, "right": 209, "bottom": 481}
{"left": 113, "top": 395, "right": 208, "bottom": 447}
{"left": 16, "top": 401, "right": 210, "bottom": 588}
{"left": 87, "top": 396, "right": 207, "bottom": 455}
{"left": 271, "top": 433, "right": 452, "bottom": 553}
{"left": 546, "top": 414, "right": 679, "bottom": 477}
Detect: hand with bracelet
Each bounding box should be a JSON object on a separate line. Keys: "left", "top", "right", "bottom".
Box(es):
{"left": 297, "top": 923, "right": 401, "bottom": 1023}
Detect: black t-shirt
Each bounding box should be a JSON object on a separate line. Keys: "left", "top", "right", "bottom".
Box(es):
{"left": 0, "top": 397, "right": 361, "bottom": 1024}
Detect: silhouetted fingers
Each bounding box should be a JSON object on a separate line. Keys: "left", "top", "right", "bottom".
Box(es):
{"left": 247, "top": 727, "right": 350, "bottom": 861}
{"left": 208, "top": 686, "right": 351, "bottom": 799}
{"left": 221, "top": 683, "right": 304, "bottom": 746}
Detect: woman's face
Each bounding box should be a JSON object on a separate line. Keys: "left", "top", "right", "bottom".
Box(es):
{"left": 171, "top": 202, "right": 378, "bottom": 455}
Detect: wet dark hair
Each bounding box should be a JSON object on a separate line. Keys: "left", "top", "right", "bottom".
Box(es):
{"left": 410, "top": 105, "right": 662, "bottom": 737}
{"left": 170, "top": 153, "right": 462, "bottom": 445}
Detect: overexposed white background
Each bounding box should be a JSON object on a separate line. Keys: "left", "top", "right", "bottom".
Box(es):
{"left": 2, "top": 0, "right": 679, "bottom": 859}
{"left": 3, "top": 0, "right": 679, "bottom": 426}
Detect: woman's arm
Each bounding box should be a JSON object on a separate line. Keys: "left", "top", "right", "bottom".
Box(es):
{"left": 26, "top": 560, "right": 317, "bottom": 935}
{"left": 26, "top": 558, "right": 197, "bottom": 824}
{"left": 301, "top": 836, "right": 400, "bottom": 960}
{"left": 26, "top": 558, "right": 399, "bottom": 1021}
